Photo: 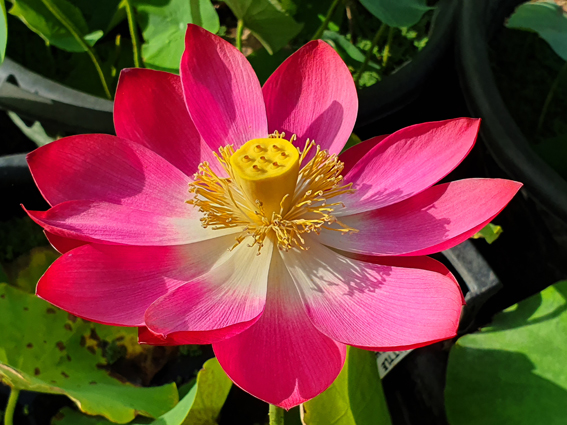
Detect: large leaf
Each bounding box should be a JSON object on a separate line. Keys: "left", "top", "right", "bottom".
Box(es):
{"left": 507, "top": 1, "right": 567, "bottom": 61}
{"left": 1, "top": 0, "right": 7, "bottom": 64}
{"left": 303, "top": 346, "right": 392, "bottom": 425}
{"left": 9, "top": 0, "right": 103, "bottom": 52}
{"left": 358, "top": 0, "right": 433, "bottom": 28}
{"left": 0, "top": 284, "right": 178, "bottom": 424}
{"left": 224, "top": 0, "right": 303, "bottom": 54}
{"left": 52, "top": 357, "right": 232, "bottom": 425}
{"left": 134, "top": 0, "right": 219, "bottom": 72}
{"left": 445, "top": 280, "right": 567, "bottom": 425}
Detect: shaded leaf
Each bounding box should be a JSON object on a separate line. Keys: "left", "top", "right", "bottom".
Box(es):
{"left": 7, "top": 111, "right": 61, "bottom": 147}
{"left": 323, "top": 30, "right": 380, "bottom": 70}
{"left": 224, "top": 0, "right": 303, "bottom": 54}
{"left": 507, "top": 1, "right": 567, "bottom": 61}
{"left": 52, "top": 357, "right": 232, "bottom": 425}
{"left": 0, "top": 284, "right": 178, "bottom": 424}
{"left": 359, "top": 0, "right": 433, "bottom": 28}
{"left": 445, "top": 280, "right": 567, "bottom": 425}
{"left": 3, "top": 246, "right": 59, "bottom": 293}
{"left": 472, "top": 223, "right": 503, "bottom": 244}
{"left": 9, "top": 0, "right": 102, "bottom": 52}
{"left": 303, "top": 346, "right": 392, "bottom": 425}
{"left": 134, "top": 0, "right": 219, "bottom": 72}
{"left": 247, "top": 46, "right": 291, "bottom": 84}
{"left": 1, "top": 0, "right": 7, "bottom": 64}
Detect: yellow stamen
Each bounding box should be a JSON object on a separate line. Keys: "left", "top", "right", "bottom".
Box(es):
{"left": 188, "top": 134, "right": 357, "bottom": 253}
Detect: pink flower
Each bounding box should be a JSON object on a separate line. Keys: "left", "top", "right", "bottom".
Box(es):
{"left": 25, "top": 25, "right": 521, "bottom": 408}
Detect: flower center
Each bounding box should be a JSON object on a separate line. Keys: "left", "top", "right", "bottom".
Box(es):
{"left": 188, "top": 132, "right": 357, "bottom": 252}
{"left": 229, "top": 138, "right": 300, "bottom": 217}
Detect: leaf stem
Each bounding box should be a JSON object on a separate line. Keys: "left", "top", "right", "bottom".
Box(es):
{"left": 236, "top": 19, "right": 244, "bottom": 52}
{"left": 354, "top": 22, "right": 387, "bottom": 87}
{"left": 269, "top": 404, "right": 285, "bottom": 425}
{"left": 38, "top": 0, "right": 112, "bottom": 99}
{"left": 4, "top": 387, "right": 20, "bottom": 425}
{"left": 382, "top": 26, "right": 395, "bottom": 67}
{"left": 124, "top": 0, "right": 141, "bottom": 68}
{"left": 312, "top": 0, "right": 342, "bottom": 40}
{"left": 537, "top": 61, "right": 567, "bottom": 132}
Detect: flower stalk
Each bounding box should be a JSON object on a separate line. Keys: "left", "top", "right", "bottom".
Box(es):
{"left": 269, "top": 404, "right": 285, "bottom": 425}
{"left": 124, "top": 0, "right": 142, "bottom": 68}
{"left": 236, "top": 19, "right": 244, "bottom": 52}
{"left": 3, "top": 387, "right": 20, "bottom": 425}
{"left": 354, "top": 22, "right": 387, "bottom": 87}
{"left": 312, "top": 0, "right": 342, "bottom": 40}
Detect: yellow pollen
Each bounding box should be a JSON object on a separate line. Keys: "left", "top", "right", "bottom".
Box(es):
{"left": 188, "top": 133, "right": 357, "bottom": 253}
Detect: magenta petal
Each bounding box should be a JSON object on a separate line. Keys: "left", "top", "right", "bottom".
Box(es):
{"left": 26, "top": 200, "right": 228, "bottom": 246}
{"left": 320, "top": 179, "right": 522, "bottom": 256}
{"left": 283, "top": 239, "right": 463, "bottom": 349}
{"left": 214, "top": 250, "right": 346, "bottom": 409}
{"left": 114, "top": 68, "right": 218, "bottom": 176}
{"left": 36, "top": 236, "right": 234, "bottom": 326}
{"left": 263, "top": 40, "right": 358, "bottom": 155}
{"left": 138, "top": 318, "right": 259, "bottom": 345}
{"left": 340, "top": 118, "right": 481, "bottom": 215}
{"left": 339, "top": 134, "right": 388, "bottom": 175}
{"left": 181, "top": 25, "right": 267, "bottom": 150}
{"left": 44, "top": 231, "right": 88, "bottom": 254}
{"left": 144, "top": 240, "right": 273, "bottom": 335}
{"left": 27, "top": 134, "right": 191, "bottom": 216}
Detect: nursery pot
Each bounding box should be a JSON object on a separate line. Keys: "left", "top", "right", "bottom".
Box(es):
{"left": 355, "top": 0, "right": 458, "bottom": 128}
{"left": 457, "top": 0, "right": 567, "bottom": 225}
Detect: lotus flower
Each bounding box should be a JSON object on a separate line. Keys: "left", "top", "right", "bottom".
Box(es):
{"left": 25, "top": 25, "right": 521, "bottom": 408}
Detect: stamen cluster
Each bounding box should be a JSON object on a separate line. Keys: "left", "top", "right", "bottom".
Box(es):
{"left": 188, "top": 134, "right": 357, "bottom": 252}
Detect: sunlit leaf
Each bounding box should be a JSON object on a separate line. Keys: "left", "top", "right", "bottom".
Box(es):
{"left": 471, "top": 223, "right": 503, "bottom": 244}
{"left": 1, "top": 0, "right": 7, "bottom": 64}
{"left": 9, "top": 0, "right": 103, "bottom": 52}
{"left": 507, "top": 1, "right": 567, "bottom": 61}
{"left": 0, "top": 284, "right": 178, "bottom": 424}
{"left": 134, "top": 0, "right": 219, "bottom": 72}
{"left": 224, "top": 0, "right": 303, "bottom": 54}
{"left": 7, "top": 112, "right": 61, "bottom": 147}
{"left": 359, "top": 0, "right": 433, "bottom": 28}
{"left": 445, "top": 280, "right": 567, "bottom": 425}
{"left": 303, "top": 346, "right": 392, "bottom": 425}
{"left": 52, "top": 357, "right": 232, "bottom": 425}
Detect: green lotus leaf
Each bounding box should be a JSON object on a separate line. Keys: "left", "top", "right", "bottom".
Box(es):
{"left": 359, "top": 0, "right": 433, "bottom": 29}
{"left": 446, "top": 280, "right": 567, "bottom": 425}
{"left": 0, "top": 284, "right": 178, "bottom": 424}
{"left": 303, "top": 346, "right": 392, "bottom": 425}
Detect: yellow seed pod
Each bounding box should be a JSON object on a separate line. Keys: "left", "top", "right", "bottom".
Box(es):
{"left": 230, "top": 138, "right": 300, "bottom": 218}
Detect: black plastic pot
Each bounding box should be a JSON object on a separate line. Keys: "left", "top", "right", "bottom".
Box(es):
{"left": 458, "top": 0, "right": 567, "bottom": 225}
{"left": 355, "top": 0, "right": 458, "bottom": 128}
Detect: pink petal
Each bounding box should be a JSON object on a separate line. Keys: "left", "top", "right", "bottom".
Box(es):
{"left": 282, "top": 239, "right": 463, "bottom": 349}
{"left": 144, "top": 239, "right": 273, "bottom": 335}
{"left": 138, "top": 320, "right": 259, "bottom": 345}
{"left": 214, "top": 250, "right": 346, "bottom": 409}
{"left": 114, "top": 68, "right": 219, "bottom": 177}
{"left": 27, "top": 134, "right": 191, "bottom": 216}
{"left": 181, "top": 25, "right": 267, "bottom": 150}
{"left": 26, "top": 200, "right": 231, "bottom": 246}
{"left": 37, "top": 235, "right": 235, "bottom": 326}
{"left": 344, "top": 253, "right": 465, "bottom": 304}
{"left": 338, "top": 118, "right": 481, "bottom": 215}
{"left": 44, "top": 230, "right": 87, "bottom": 254}
{"left": 263, "top": 40, "right": 358, "bottom": 155}
{"left": 319, "top": 179, "right": 522, "bottom": 256}
{"left": 339, "top": 134, "right": 388, "bottom": 175}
